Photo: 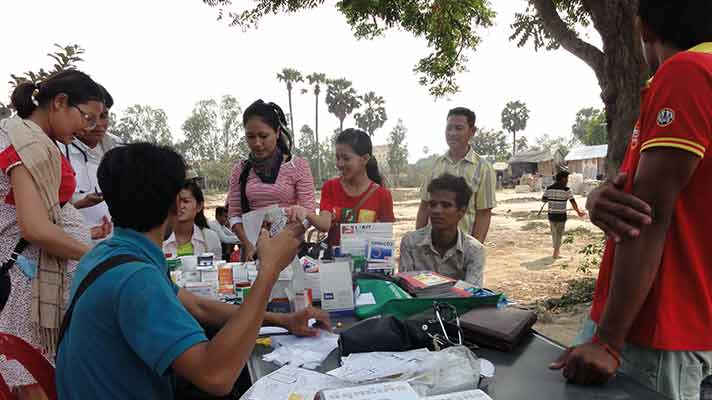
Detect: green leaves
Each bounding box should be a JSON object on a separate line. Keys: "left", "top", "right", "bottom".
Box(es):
{"left": 470, "top": 127, "right": 508, "bottom": 160}
{"left": 178, "top": 95, "right": 245, "bottom": 162}
{"left": 112, "top": 105, "right": 174, "bottom": 147}
{"left": 354, "top": 91, "right": 387, "bottom": 137}
{"left": 387, "top": 119, "right": 409, "bottom": 185}
{"left": 501, "top": 100, "right": 530, "bottom": 135}
{"left": 325, "top": 78, "right": 361, "bottom": 129}
{"left": 202, "top": 0, "right": 496, "bottom": 97}
{"left": 8, "top": 43, "right": 85, "bottom": 87}
{"left": 571, "top": 107, "right": 607, "bottom": 145}
{"left": 510, "top": 0, "right": 591, "bottom": 51}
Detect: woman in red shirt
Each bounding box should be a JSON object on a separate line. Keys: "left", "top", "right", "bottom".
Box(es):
{"left": 0, "top": 70, "right": 105, "bottom": 399}
{"left": 288, "top": 128, "right": 395, "bottom": 246}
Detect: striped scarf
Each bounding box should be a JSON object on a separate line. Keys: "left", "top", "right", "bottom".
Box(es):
{"left": 4, "top": 116, "right": 65, "bottom": 355}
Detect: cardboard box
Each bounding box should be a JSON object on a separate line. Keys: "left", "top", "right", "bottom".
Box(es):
{"left": 319, "top": 261, "right": 354, "bottom": 312}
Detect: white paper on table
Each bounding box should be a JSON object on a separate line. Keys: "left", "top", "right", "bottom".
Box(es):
{"left": 318, "top": 381, "right": 419, "bottom": 400}
{"left": 263, "top": 330, "right": 340, "bottom": 369}
{"left": 355, "top": 292, "right": 377, "bottom": 306}
{"left": 327, "top": 348, "right": 431, "bottom": 383}
{"left": 258, "top": 326, "right": 289, "bottom": 336}
{"left": 239, "top": 364, "right": 348, "bottom": 400}
{"left": 423, "top": 389, "right": 493, "bottom": 400}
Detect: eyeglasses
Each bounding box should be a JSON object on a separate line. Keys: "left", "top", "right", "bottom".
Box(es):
{"left": 71, "top": 105, "right": 99, "bottom": 131}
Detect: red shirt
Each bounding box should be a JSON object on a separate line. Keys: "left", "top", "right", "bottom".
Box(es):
{"left": 319, "top": 178, "right": 395, "bottom": 246}
{"left": 591, "top": 43, "right": 712, "bottom": 351}
{"left": 0, "top": 145, "right": 77, "bottom": 205}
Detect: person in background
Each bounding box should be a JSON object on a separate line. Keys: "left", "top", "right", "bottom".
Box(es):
{"left": 287, "top": 128, "right": 395, "bottom": 247}
{"left": 163, "top": 180, "right": 221, "bottom": 258}
{"left": 416, "top": 107, "right": 496, "bottom": 243}
{"left": 208, "top": 206, "right": 239, "bottom": 260}
{"left": 0, "top": 70, "right": 104, "bottom": 400}
{"left": 65, "top": 83, "right": 119, "bottom": 242}
{"left": 227, "top": 100, "right": 315, "bottom": 261}
{"left": 400, "top": 174, "right": 486, "bottom": 286}
{"left": 550, "top": 1, "right": 712, "bottom": 398}
{"left": 542, "top": 171, "right": 586, "bottom": 258}
{"left": 56, "top": 143, "right": 330, "bottom": 399}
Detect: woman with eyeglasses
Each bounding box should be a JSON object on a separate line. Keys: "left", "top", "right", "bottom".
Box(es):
{"left": 227, "top": 100, "right": 316, "bottom": 261}
{"left": 63, "top": 83, "right": 120, "bottom": 242}
{"left": 0, "top": 70, "right": 104, "bottom": 400}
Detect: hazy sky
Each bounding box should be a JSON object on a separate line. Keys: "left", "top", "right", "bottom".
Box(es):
{"left": 0, "top": 0, "right": 604, "bottom": 162}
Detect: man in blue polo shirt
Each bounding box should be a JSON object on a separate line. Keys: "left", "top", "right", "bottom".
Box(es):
{"left": 56, "top": 143, "right": 329, "bottom": 399}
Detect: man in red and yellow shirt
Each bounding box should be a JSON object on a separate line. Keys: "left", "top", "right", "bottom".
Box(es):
{"left": 550, "top": 1, "right": 712, "bottom": 398}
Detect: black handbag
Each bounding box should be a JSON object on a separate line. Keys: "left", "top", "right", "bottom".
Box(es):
{"left": 338, "top": 316, "right": 431, "bottom": 356}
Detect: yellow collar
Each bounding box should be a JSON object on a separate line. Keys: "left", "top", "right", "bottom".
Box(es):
{"left": 688, "top": 42, "right": 712, "bottom": 54}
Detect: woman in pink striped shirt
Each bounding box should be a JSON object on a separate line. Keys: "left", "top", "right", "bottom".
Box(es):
{"left": 228, "top": 100, "right": 316, "bottom": 260}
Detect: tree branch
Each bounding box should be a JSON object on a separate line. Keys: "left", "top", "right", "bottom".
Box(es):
{"left": 531, "top": 0, "right": 604, "bottom": 79}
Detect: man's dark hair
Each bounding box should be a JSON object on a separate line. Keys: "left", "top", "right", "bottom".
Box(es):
{"left": 555, "top": 170, "right": 570, "bottom": 182}
{"left": 98, "top": 83, "right": 114, "bottom": 109}
{"left": 427, "top": 173, "right": 473, "bottom": 209}
{"left": 215, "top": 206, "right": 228, "bottom": 218}
{"left": 638, "top": 0, "right": 712, "bottom": 50}
{"left": 98, "top": 143, "right": 186, "bottom": 232}
{"left": 447, "top": 107, "right": 476, "bottom": 128}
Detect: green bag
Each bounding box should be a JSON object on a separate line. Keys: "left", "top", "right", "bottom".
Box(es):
{"left": 355, "top": 279, "right": 503, "bottom": 320}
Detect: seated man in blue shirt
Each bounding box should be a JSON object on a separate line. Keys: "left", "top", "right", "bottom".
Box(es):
{"left": 56, "top": 143, "right": 329, "bottom": 399}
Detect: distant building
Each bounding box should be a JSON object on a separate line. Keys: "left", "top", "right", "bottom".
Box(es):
{"left": 508, "top": 148, "right": 565, "bottom": 179}
{"left": 565, "top": 144, "right": 608, "bottom": 180}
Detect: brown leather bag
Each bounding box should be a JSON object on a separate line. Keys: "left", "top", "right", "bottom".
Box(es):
{"left": 457, "top": 306, "right": 537, "bottom": 351}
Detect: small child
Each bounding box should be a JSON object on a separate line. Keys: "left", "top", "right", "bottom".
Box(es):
{"left": 542, "top": 171, "right": 586, "bottom": 258}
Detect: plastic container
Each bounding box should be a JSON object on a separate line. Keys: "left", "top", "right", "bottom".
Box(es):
{"left": 197, "top": 253, "right": 214, "bottom": 267}
{"left": 180, "top": 255, "right": 198, "bottom": 271}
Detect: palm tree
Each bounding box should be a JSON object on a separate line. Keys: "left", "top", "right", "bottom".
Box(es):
{"left": 501, "top": 100, "right": 530, "bottom": 156}
{"left": 306, "top": 73, "right": 327, "bottom": 184}
{"left": 276, "top": 68, "right": 304, "bottom": 135}
{"left": 354, "top": 91, "right": 387, "bottom": 137}
{"left": 325, "top": 78, "right": 361, "bottom": 134}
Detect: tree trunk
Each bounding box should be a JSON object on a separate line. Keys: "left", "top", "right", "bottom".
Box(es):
{"left": 315, "top": 92, "right": 321, "bottom": 185}
{"left": 594, "top": 2, "right": 646, "bottom": 176}
{"left": 512, "top": 131, "right": 517, "bottom": 156}
{"left": 287, "top": 88, "right": 295, "bottom": 136}
{"left": 533, "top": 0, "right": 646, "bottom": 177}
{"left": 339, "top": 118, "right": 344, "bottom": 134}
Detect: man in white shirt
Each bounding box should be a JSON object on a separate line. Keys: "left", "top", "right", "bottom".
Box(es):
{"left": 65, "top": 84, "right": 121, "bottom": 240}
{"left": 209, "top": 206, "right": 239, "bottom": 260}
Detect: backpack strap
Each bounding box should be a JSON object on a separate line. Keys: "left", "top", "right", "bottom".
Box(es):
{"left": 58, "top": 254, "right": 143, "bottom": 346}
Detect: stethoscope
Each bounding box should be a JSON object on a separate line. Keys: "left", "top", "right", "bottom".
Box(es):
{"left": 62, "top": 142, "right": 88, "bottom": 164}
{"left": 60, "top": 142, "right": 95, "bottom": 193}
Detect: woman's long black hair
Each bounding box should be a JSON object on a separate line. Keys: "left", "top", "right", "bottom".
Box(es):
{"left": 335, "top": 128, "right": 384, "bottom": 186}
{"left": 183, "top": 180, "right": 209, "bottom": 229}
{"left": 238, "top": 100, "right": 294, "bottom": 213}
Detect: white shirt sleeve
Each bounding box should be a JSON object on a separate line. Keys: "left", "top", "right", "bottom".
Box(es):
{"left": 208, "top": 220, "right": 239, "bottom": 245}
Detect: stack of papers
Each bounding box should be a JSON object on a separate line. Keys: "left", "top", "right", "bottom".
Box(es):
{"left": 327, "top": 348, "right": 431, "bottom": 383}
{"left": 263, "top": 330, "right": 340, "bottom": 369}
{"left": 240, "top": 364, "right": 348, "bottom": 400}
{"left": 317, "top": 381, "right": 419, "bottom": 400}
{"left": 396, "top": 271, "right": 457, "bottom": 297}
{"left": 424, "top": 390, "right": 493, "bottom": 400}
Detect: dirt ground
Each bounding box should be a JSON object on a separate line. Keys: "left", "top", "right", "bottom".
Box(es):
{"left": 205, "top": 188, "right": 601, "bottom": 346}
